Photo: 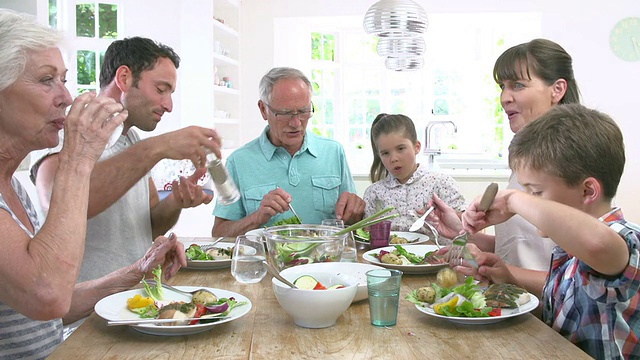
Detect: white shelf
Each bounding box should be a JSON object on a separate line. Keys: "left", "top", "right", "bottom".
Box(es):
{"left": 213, "top": 52, "right": 239, "bottom": 66}
{"left": 212, "top": 0, "right": 241, "bottom": 151}
{"left": 213, "top": 19, "right": 239, "bottom": 38}
{"left": 213, "top": 85, "right": 240, "bottom": 95}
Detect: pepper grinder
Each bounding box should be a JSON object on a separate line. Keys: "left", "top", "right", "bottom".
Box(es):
{"left": 206, "top": 152, "right": 240, "bottom": 205}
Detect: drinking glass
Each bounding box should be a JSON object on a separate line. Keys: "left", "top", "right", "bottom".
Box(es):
{"left": 369, "top": 220, "right": 392, "bottom": 249}
{"left": 231, "top": 235, "right": 267, "bottom": 284}
{"left": 366, "top": 269, "right": 403, "bottom": 326}
{"left": 322, "top": 219, "right": 357, "bottom": 262}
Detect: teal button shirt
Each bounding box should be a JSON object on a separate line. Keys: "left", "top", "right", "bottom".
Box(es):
{"left": 213, "top": 127, "right": 357, "bottom": 226}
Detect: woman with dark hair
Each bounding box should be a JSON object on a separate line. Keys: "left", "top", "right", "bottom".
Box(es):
{"left": 430, "top": 38, "right": 581, "bottom": 270}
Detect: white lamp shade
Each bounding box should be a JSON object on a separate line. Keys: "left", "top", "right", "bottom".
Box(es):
{"left": 363, "top": 0, "right": 429, "bottom": 38}
{"left": 385, "top": 56, "right": 424, "bottom": 71}
{"left": 377, "top": 36, "right": 425, "bottom": 57}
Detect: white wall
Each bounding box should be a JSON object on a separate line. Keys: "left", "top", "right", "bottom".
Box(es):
{"left": 240, "top": 0, "right": 640, "bottom": 221}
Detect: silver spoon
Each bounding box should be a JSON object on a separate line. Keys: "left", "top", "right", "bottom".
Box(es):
{"left": 262, "top": 261, "right": 298, "bottom": 289}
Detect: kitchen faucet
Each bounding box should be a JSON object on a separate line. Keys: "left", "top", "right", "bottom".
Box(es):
{"left": 424, "top": 120, "right": 457, "bottom": 166}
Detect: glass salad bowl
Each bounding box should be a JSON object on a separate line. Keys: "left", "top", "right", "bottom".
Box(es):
{"left": 263, "top": 224, "right": 347, "bottom": 271}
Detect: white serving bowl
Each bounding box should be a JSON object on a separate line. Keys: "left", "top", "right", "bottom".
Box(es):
{"left": 272, "top": 270, "right": 358, "bottom": 328}
{"left": 287, "top": 262, "right": 384, "bottom": 303}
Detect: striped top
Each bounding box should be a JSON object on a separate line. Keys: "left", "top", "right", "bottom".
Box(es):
{"left": 542, "top": 208, "right": 640, "bottom": 359}
{"left": 0, "top": 177, "right": 63, "bottom": 359}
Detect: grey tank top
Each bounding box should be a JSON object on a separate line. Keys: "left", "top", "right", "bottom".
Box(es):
{"left": 78, "top": 129, "right": 153, "bottom": 282}
{"left": 0, "top": 177, "right": 63, "bottom": 359}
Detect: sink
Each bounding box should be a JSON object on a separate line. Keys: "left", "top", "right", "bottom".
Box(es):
{"left": 434, "top": 157, "right": 509, "bottom": 170}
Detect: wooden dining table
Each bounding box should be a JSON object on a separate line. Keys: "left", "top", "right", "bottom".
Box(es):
{"left": 49, "top": 237, "right": 590, "bottom": 359}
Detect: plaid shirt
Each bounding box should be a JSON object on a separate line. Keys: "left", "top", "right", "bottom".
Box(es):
{"left": 542, "top": 208, "right": 640, "bottom": 359}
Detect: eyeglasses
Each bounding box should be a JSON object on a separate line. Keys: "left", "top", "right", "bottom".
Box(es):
{"left": 264, "top": 102, "right": 314, "bottom": 121}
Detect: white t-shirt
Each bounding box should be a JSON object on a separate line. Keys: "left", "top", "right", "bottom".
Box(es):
{"left": 494, "top": 172, "right": 557, "bottom": 271}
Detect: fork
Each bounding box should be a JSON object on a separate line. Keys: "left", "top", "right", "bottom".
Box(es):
{"left": 447, "top": 182, "right": 499, "bottom": 268}
{"left": 142, "top": 279, "right": 212, "bottom": 298}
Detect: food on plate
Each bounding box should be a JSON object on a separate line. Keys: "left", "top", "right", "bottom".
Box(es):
{"left": 389, "top": 235, "right": 409, "bottom": 244}
{"left": 375, "top": 245, "right": 446, "bottom": 266}
{"left": 192, "top": 289, "right": 218, "bottom": 305}
{"left": 407, "top": 277, "right": 493, "bottom": 318}
{"left": 355, "top": 228, "right": 370, "bottom": 242}
{"left": 484, "top": 283, "right": 530, "bottom": 308}
{"left": 127, "top": 294, "right": 154, "bottom": 310}
{"left": 157, "top": 302, "right": 198, "bottom": 325}
{"left": 186, "top": 244, "right": 233, "bottom": 261}
{"left": 436, "top": 268, "right": 459, "bottom": 288}
{"left": 272, "top": 215, "right": 302, "bottom": 226}
{"left": 127, "top": 265, "right": 248, "bottom": 326}
{"left": 293, "top": 275, "right": 345, "bottom": 290}
{"left": 407, "top": 277, "right": 531, "bottom": 318}
{"left": 380, "top": 252, "right": 403, "bottom": 265}
{"left": 415, "top": 286, "right": 436, "bottom": 304}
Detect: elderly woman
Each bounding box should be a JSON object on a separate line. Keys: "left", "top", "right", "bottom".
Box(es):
{"left": 0, "top": 10, "right": 186, "bottom": 358}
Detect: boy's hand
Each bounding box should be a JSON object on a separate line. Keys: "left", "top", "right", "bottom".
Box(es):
{"left": 462, "top": 189, "right": 516, "bottom": 233}
{"left": 452, "top": 244, "right": 516, "bottom": 285}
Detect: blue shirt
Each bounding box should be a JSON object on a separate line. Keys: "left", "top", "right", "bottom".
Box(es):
{"left": 213, "top": 127, "right": 357, "bottom": 226}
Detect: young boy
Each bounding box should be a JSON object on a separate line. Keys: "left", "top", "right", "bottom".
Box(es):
{"left": 462, "top": 103, "right": 640, "bottom": 359}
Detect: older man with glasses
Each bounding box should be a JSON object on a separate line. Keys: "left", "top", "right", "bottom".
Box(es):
{"left": 212, "top": 67, "right": 365, "bottom": 236}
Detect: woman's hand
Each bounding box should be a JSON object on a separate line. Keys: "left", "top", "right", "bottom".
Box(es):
{"left": 420, "top": 194, "right": 464, "bottom": 239}
{"left": 61, "top": 92, "right": 127, "bottom": 167}
{"left": 136, "top": 233, "right": 187, "bottom": 280}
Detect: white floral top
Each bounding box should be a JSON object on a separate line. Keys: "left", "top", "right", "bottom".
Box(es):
{"left": 363, "top": 164, "right": 466, "bottom": 235}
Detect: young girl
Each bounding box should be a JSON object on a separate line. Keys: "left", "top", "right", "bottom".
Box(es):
{"left": 363, "top": 113, "right": 466, "bottom": 235}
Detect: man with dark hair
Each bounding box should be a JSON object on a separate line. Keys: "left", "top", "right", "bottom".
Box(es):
{"left": 32, "top": 36, "right": 221, "bottom": 282}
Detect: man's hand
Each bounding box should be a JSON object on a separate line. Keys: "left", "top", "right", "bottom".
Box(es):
{"left": 136, "top": 233, "right": 187, "bottom": 280}
{"left": 157, "top": 126, "right": 222, "bottom": 168}
{"left": 167, "top": 167, "right": 213, "bottom": 209}
{"left": 335, "top": 192, "right": 365, "bottom": 225}
{"left": 253, "top": 187, "right": 293, "bottom": 226}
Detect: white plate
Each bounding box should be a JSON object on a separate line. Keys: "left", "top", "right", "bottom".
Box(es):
{"left": 355, "top": 231, "right": 430, "bottom": 247}
{"left": 285, "top": 262, "right": 385, "bottom": 302}
{"left": 184, "top": 242, "right": 235, "bottom": 270}
{"left": 414, "top": 293, "right": 540, "bottom": 325}
{"left": 94, "top": 287, "right": 252, "bottom": 336}
{"left": 362, "top": 244, "right": 447, "bottom": 274}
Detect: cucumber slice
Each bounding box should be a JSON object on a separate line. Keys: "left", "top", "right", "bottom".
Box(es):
{"left": 293, "top": 275, "right": 319, "bottom": 290}
{"left": 327, "top": 284, "right": 345, "bottom": 290}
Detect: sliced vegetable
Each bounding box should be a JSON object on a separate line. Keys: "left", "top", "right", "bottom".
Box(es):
{"left": 189, "top": 303, "right": 207, "bottom": 325}
{"left": 294, "top": 275, "right": 319, "bottom": 290}
{"left": 327, "top": 284, "right": 345, "bottom": 290}
{"left": 313, "top": 282, "right": 327, "bottom": 290}
{"left": 204, "top": 301, "right": 229, "bottom": 314}
{"left": 127, "top": 294, "right": 155, "bottom": 310}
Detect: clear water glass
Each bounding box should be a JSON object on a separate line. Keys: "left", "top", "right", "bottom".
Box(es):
{"left": 322, "top": 219, "right": 357, "bottom": 262}
{"left": 366, "top": 269, "right": 403, "bottom": 327}
{"left": 231, "top": 235, "right": 267, "bottom": 284}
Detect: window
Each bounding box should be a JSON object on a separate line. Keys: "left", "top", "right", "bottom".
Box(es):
{"left": 49, "top": 0, "right": 123, "bottom": 96}
{"left": 274, "top": 14, "right": 542, "bottom": 174}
